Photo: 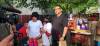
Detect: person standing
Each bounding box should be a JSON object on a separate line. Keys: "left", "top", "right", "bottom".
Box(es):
{"left": 51, "top": 5, "right": 69, "bottom": 46}
{"left": 41, "top": 17, "right": 52, "bottom": 46}
{"left": 27, "top": 12, "right": 43, "bottom": 46}
{"left": 19, "top": 22, "right": 28, "bottom": 46}
{"left": 96, "top": 21, "right": 100, "bottom": 46}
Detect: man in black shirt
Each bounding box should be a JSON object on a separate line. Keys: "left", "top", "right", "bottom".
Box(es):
{"left": 51, "top": 5, "right": 68, "bottom": 46}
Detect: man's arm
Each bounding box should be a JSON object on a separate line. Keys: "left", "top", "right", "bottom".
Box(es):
{"left": 62, "top": 26, "right": 68, "bottom": 38}
{"left": 60, "top": 14, "right": 69, "bottom": 40}
{"left": 60, "top": 26, "right": 68, "bottom": 41}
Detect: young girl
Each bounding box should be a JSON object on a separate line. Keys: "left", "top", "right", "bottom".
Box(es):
{"left": 41, "top": 17, "right": 52, "bottom": 46}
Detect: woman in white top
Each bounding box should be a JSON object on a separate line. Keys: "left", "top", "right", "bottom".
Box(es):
{"left": 41, "top": 17, "right": 52, "bottom": 46}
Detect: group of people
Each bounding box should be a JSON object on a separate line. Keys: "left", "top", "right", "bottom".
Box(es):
{"left": 26, "top": 5, "right": 68, "bottom": 46}
{"left": 0, "top": 5, "right": 69, "bottom": 46}
{"left": 1, "top": 5, "right": 100, "bottom": 46}
{"left": 26, "top": 12, "right": 52, "bottom": 46}
{"left": 18, "top": 5, "right": 69, "bottom": 46}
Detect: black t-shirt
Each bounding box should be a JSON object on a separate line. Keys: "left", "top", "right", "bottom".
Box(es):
{"left": 52, "top": 13, "right": 68, "bottom": 34}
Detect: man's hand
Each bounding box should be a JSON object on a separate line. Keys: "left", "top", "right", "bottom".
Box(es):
{"left": 59, "top": 36, "right": 64, "bottom": 41}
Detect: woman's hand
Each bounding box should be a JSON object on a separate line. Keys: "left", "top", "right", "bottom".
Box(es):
{"left": 36, "top": 35, "right": 42, "bottom": 40}
{"left": 41, "top": 28, "right": 47, "bottom": 33}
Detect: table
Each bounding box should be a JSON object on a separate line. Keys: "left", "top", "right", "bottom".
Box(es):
{"left": 71, "top": 29, "right": 92, "bottom": 46}
{"left": 71, "top": 31, "right": 91, "bottom": 35}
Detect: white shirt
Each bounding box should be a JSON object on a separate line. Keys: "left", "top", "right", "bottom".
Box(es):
{"left": 28, "top": 20, "right": 43, "bottom": 38}
{"left": 42, "top": 23, "right": 52, "bottom": 46}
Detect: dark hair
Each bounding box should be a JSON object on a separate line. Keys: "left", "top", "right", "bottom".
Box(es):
{"left": 31, "top": 12, "right": 39, "bottom": 18}
{"left": 41, "top": 17, "right": 49, "bottom": 22}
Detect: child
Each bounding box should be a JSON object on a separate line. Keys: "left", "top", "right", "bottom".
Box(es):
{"left": 41, "top": 17, "right": 52, "bottom": 46}
{"left": 19, "top": 22, "right": 28, "bottom": 46}
{"left": 27, "top": 12, "right": 43, "bottom": 46}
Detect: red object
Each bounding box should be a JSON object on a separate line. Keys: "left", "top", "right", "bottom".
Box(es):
{"left": 28, "top": 38, "right": 38, "bottom": 46}
{"left": 19, "top": 26, "right": 27, "bottom": 37}
{"left": 45, "top": 31, "right": 51, "bottom": 37}
{"left": 72, "top": 34, "right": 88, "bottom": 44}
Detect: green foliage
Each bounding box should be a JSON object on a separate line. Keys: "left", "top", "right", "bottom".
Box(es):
{"left": 7, "top": 0, "right": 50, "bottom": 10}
{"left": 37, "top": 0, "right": 50, "bottom": 9}
{"left": 9, "top": 0, "right": 28, "bottom": 8}
{"left": 49, "top": 0, "right": 98, "bottom": 13}
{"left": 4, "top": 0, "right": 98, "bottom": 13}
{"left": 0, "top": 0, "right": 6, "bottom": 5}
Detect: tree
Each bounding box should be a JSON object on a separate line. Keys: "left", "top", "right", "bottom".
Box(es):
{"left": 7, "top": 0, "right": 49, "bottom": 10}
{"left": 49, "top": 0, "right": 98, "bottom": 13}
{"left": 6, "top": 0, "right": 98, "bottom": 14}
